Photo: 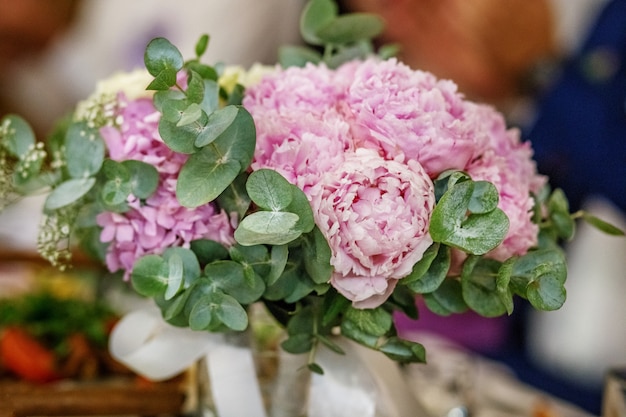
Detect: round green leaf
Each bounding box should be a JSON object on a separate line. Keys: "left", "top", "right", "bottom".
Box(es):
{"left": 204, "top": 260, "right": 265, "bottom": 304}
{"left": 177, "top": 103, "right": 203, "bottom": 127}
{"left": 405, "top": 244, "right": 451, "bottom": 294}
{"left": 146, "top": 69, "right": 178, "bottom": 91}
{"left": 189, "top": 293, "right": 220, "bottom": 331}
{"left": 300, "top": 0, "right": 338, "bottom": 45}
{"left": 190, "top": 239, "right": 229, "bottom": 266}
{"left": 268, "top": 244, "right": 289, "bottom": 286}
{"left": 162, "top": 289, "right": 192, "bottom": 322}
{"left": 131, "top": 255, "right": 170, "bottom": 297}
{"left": 278, "top": 45, "right": 322, "bottom": 68}
{"left": 215, "top": 294, "right": 248, "bottom": 331}
{"left": 102, "top": 177, "right": 132, "bottom": 206}
{"left": 527, "top": 273, "right": 567, "bottom": 311}
{"left": 122, "top": 160, "right": 159, "bottom": 199}
{"left": 235, "top": 211, "right": 301, "bottom": 246}
{"left": 379, "top": 337, "right": 426, "bottom": 363}
{"left": 340, "top": 319, "right": 379, "bottom": 349}
{"left": 343, "top": 307, "right": 392, "bottom": 337}
{"left": 176, "top": 107, "right": 255, "bottom": 208}
{"left": 1, "top": 114, "right": 35, "bottom": 157}
{"left": 324, "top": 40, "right": 373, "bottom": 69}
{"left": 461, "top": 258, "right": 508, "bottom": 317}
{"left": 65, "top": 122, "right": 105, "bottom": 178}
{"left": 158, "top": 113, "right": 206, "bottom": 154}
{"left": 468, "top": 181, "right": 500, "bottom": 214}
{"left": 185, "top": 71, "right": 205, "bottom": 105}
{"left": 423, "top": 279, "right": 467, "bottom": 316}
{"left": 430, "top": 181, "right": 509, "bottom": 255}
{"left": 216, "top": 173, "right": 251, "bottom": 220}
{"left": 176, "top": 146, "right": 241, "bottom": 207}
{"left": 153, "top": 90, "right": 186, "bottom": 113}
{"left": 163, "top": 253, "right": 184, "bottom": 300}
{"left": 195, "top": 34, "right": 210, "bottom": 58}
{"left": 246, "top": 169, "right": 294, "bottom": 211}
{"left": 44, "top": 177, "right": 96, "bottom": 211}
{"left": 194, "top": 105, "right": 238, "bottom": 147}
{"left": 281, "top": 333, "right": 314, "bottom": 354}
{"left": 200, "top": 79, "right": 220, "bottom": 114}
{"left": 229, "top": 243, "right": 270, "bottom": 277}
{"left": 316, "top": 13, "right": 385, "bottom": 44}
{"left": 511, "top": 249, "right": 567, "bottom": 284}
{"left": 302, "top": 227, "right": 332, "bottom": 285}
{"left": 162, "top": 98, "right": 188, "bottom": 124}
{"left": 144, "top": 37, "right": 184, "bottom": 77}
{"left": 287, "top": 184, "right": 315, "bottom": 233}
{"left": 163, "top": 247, "right": 201, "bottom": 285}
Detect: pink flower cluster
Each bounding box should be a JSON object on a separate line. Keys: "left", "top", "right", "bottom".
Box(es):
{"left": 244, "top": 58, "right": 545, "bottom": 307}
{"left": 97, "top": 95, "right": 235, "bottom": 279}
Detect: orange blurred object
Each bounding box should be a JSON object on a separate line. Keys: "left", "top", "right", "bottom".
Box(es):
{"left": 0, "top": 326, "right": 60, "bottom": 383}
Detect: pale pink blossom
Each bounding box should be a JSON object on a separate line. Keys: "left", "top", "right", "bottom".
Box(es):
{"left": 310, "top": 149, "right": 435, "bottom": 308}
{"left": 243, "top": 63, "right": 352, "bottom": 193}
{"left": 339, "top": 58, "right": 487, "bottom": 177}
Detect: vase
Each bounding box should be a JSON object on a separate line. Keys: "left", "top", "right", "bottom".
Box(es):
{"left": 109, "top": 305, "right": 434, "bottom": 417}
{"left": 194, "top": 315, "right": 433, "bottom": 417}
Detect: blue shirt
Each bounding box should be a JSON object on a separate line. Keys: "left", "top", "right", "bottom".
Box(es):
{"left": 525, "top": 0, "right": 626, "bottom": 213}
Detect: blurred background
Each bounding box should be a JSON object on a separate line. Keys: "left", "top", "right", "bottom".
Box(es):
{"left": 1, "top": 0, "right": 624, "bottom": 415}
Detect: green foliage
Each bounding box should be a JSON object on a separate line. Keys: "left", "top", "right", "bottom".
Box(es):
{"left": 430, "top": 178, "right": 509, "bottom": 255}
{"left": 279, "top": 0, "right": 388, "bottom": 68}
{"left": 234, "top": 169, "right": 315, "bottom": 246}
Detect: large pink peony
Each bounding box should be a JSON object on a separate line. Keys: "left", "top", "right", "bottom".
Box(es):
{"left": 244, "top": 63, "right": 352, "bottom": 193}
{"left": 245, "top": 57, "right": 546, "bottom": 307}
{"left": 339, "top": 58, "right": 489, "bottom": 178}
{"left": 97, "top": 95, "right": 235, "bottom": 278}
{"left": 310, "top": 149, "right": 435, "bottom": 308}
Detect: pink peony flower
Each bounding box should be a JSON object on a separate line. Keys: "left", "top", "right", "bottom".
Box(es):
{"left": 310, "top": 149, "right": 435, "bottom": 308}
{"left": 339, "top": 58, "right": 488, "bottom": 177}
{"left": 97, "top": 95, "right": 235, "bottom": 278}
{"left": 243, "top": 63, "right": 352, "bottom": 193}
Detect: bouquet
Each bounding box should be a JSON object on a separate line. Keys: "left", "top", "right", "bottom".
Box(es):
{"left": 0, "top": 0, "right": 621, "bottom": 376}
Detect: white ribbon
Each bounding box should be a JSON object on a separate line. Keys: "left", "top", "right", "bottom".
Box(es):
{"left": 109, "top": 308, "right": 267, "bottom": 417}
{"left": 110, "top": 308, "right": 429, "bottom": 417}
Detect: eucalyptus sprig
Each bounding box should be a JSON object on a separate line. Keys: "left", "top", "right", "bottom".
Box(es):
{"left": 279, "top": 0, "right": 396, "bottom": 69}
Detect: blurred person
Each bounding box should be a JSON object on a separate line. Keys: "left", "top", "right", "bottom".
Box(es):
{"left": 341, "top": 0, "right": 625, "bottom": 414}
{"left": 338, "top": 0, "right": 558, "bottom": 113}
{"left": 524, "top": 0, "right": 626, "bottom": 410}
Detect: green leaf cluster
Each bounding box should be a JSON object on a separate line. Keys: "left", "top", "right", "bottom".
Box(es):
{"left": 394, "top": 173, "right": 573, "bottom": 317}
{"left": 0, "top": 115, "right": 50, "bottom": 207}
{"left": 279, "top": 0, "right": 394, "bottom": 69}
{"left": 143, "top": 35, "right": 256, "bottom": 209}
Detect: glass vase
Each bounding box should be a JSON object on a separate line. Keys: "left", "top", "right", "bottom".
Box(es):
{"left": 195, "top": 321, "right": 432, "bottom": 417}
